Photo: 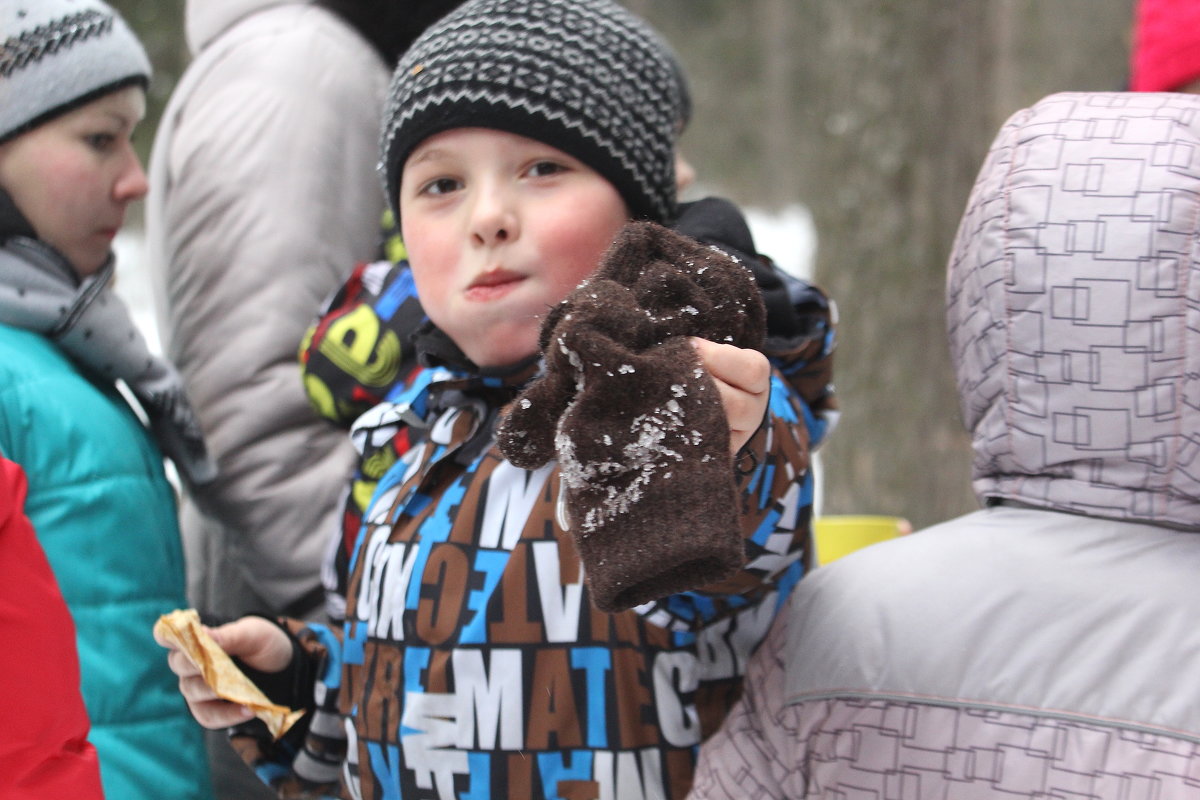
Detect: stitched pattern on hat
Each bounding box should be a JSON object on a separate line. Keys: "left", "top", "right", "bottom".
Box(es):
{"left": 381, "top": 0, "right": 680, "bottom": 222}
{"left": 0, "top": 10, "right": 113, "bottom": 78}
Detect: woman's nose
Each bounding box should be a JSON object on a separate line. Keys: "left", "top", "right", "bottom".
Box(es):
{"left": 113, "top": 147, "right": 148, "bottom": 203}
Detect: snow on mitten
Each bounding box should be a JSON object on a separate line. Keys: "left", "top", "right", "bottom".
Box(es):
{"left": 497, "top": 221, "right": 766, "bottom": 612}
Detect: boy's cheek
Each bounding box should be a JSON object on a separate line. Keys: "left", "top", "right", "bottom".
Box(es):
{"left": 404, "top": 242, "right": 458, "bottom": 303}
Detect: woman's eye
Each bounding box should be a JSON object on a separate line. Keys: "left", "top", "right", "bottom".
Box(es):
{"left": 422, "top": 177, "right": 462, "bottom": 196}
{"left": 85, "top": 133, "right": 116, "bottom": 151}
{"left": 527, "top": 160, "right": 567, "bottom": 178}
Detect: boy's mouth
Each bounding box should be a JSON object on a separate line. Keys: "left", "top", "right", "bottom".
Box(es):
{"left": 466, "top": 269, "right": 524, "bottom": 301}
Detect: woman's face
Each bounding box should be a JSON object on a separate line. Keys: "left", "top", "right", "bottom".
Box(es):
{"left": 0, "top": 85, "right": 147, "bottom": 277}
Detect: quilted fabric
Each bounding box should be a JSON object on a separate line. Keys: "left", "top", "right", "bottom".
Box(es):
{"left": 947, "top": 91, "right": 1200, "bottom": 525}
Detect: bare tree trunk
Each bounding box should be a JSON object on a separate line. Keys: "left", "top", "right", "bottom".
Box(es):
{"left": 758, "top": 0, "right": 797, "bottom": 207}
{"left": 799, "top": 0, "right": 1133, "bottom": 528}
{"left": 106, "top": 0, "right": 188, "bottom": 165}
{"left": 642, "top": 0, "right": 1132, "bottom": 529}
{"left": 623, "top": 0, "right": 650, "bottom": 18}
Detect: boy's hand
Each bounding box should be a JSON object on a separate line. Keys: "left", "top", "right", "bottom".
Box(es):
{"left": 691, "top": 337, "right": 771, "bottom": 454}
{"left": 154, "top": 616, "right": 292, "bottom": 729}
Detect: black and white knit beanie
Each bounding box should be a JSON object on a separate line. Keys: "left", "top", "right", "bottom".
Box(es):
{"left": 380, "top": 0, "right": 682, "bottom": 223}
{"left": 0, "top": 0, "right": 150, "bottom": 145}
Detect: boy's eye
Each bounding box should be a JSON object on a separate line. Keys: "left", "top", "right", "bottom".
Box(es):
{"left": 527, "top": 160, "right": 567, "bottom": 178}
{"left": 421, "top": 177, "right": 462, "bottom": 196}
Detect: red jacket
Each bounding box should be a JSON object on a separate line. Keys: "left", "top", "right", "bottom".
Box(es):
{"left": 0, "top": 457, "right": 104, "bottom": 800}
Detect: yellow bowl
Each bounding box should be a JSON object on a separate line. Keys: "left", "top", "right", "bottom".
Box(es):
{"left": 812, "top": 515, "right": 908, "bottom": 566}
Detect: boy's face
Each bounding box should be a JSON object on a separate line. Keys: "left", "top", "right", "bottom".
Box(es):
{"left": 0, "top": 86, "right": 147, "bottom": 277}
{"left": 399, "top": 127, "right": 629, "bottom": 368}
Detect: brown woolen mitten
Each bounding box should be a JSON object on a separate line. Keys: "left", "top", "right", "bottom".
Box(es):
{"left": 496, "top": 221, "right": 766, "bottom": 612}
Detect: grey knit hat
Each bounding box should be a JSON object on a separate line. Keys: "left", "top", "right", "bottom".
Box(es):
{"left": 380, "top": 0, "right": 681, "bottom": 223}
{"left": 0, "top": 0, "right": 151, "bottom": 145}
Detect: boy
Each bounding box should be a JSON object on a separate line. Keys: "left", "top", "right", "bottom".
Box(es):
{"left": 159, "top": 1, "right": 834, "bottom": 797}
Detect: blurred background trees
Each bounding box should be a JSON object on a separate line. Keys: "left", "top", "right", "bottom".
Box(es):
{"left": 109, "top": 1, "right": 184, "bottom": 165}
{"left": 111, "top": 0, "right": 1134, "bottom": 530}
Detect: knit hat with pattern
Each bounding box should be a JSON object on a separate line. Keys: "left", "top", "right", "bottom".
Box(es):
{"left": 0, "top": 0, "right": 150, "bottom": 145}
{"left": 380, "top": 0, "right": 681, "bottom": 223}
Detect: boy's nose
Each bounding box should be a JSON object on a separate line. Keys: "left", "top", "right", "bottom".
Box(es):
{"left": 469, "top": 186, "right": 519, "bottom": 246}
{"left": 675, "top": 152, "right": 696, "bottom": 193}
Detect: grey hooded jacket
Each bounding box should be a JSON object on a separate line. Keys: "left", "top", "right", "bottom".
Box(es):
{"left": 145, "top": 0, "right": 389, "bottom": 617}
{"left": 689, "top": 92, "right": 1200, "bottom": 799}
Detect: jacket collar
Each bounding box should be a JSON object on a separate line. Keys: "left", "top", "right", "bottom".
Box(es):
{"left": 414, "top": 320, "right": 541, "bottom": 389}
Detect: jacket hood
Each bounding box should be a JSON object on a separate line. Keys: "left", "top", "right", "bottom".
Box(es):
{"left": 946, "top": 92, "right": 1200, "bottom": 529}
{"left": 185, "top": 0, "right": 297, "bottom": 54}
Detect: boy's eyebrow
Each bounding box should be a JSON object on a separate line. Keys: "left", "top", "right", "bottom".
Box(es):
{"left": 407, "top": 146, "right": 450, "bottom": 166}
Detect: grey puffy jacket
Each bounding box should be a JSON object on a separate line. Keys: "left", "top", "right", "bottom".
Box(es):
{"left": 145, "top": 0, "right": 388, "bottom": 616}
{"left": 689, "top": 92, "right": 1200, "bottom": 799}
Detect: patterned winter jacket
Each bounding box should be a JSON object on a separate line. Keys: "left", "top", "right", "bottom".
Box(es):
{"left": 689, "top": 92, "right": 1200, "bottom": 799}
{"left": 250, "top": 349, "right": 828, "bottom": 799}
{"left": 253, "top": 246, "right": 836, "bottom": 798}
{"left": 300, "top": 198, "right": 838, "bottom": 622}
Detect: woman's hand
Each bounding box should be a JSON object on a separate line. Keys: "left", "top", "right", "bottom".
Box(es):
{"left": 153, "top": 615, "right": 293, "bottom": 729}
{"left": 691, "top": 337, "right": 771, "bottom": 454}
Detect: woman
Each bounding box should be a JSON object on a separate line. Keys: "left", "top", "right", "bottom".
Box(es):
{"left": 0, "top": 1, "right": 213, "bottom": 798}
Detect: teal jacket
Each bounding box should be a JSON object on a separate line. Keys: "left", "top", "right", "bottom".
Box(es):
{"left": 0, "top": 323, "right": 212, "bottom": 800}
